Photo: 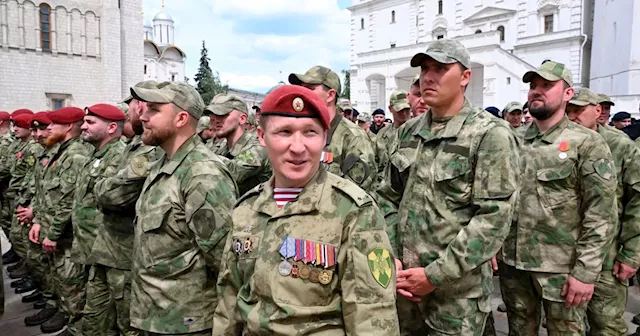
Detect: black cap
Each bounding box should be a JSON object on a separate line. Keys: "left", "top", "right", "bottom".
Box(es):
{"left": 372, "top": 108, "right": 385, "bottom": 116}
{"left": 612, "top": 112, "right": 631, "bottom": 121}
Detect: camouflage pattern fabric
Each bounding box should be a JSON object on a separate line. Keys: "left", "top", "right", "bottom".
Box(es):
{"left": 586, "top": 272, "right": 627, "bottom": 335}
{"left": 207, "top": 137, "right": 228, "bottom": 156}
{"left": 131, "top": 135, "right": 236, "bottom": 334}
{"left": 501, "top": 116, "right": 617, "bottom": 282}
{"left": 324, "top": 115, "right": 377, "bottom": 192}
{"left": 221, "top": 130, "right": 271, "bottom": 196}
{"left": 51, "top": 248, "right": 88, "bottom": 335}
{"left": 396, "top": 296, "right": 428, "bottom": 335}
{"left": 375, "top": 99, "right": 519, "bottom": 332}
{"left": 213, "top": 168, "right": 399, "bottom": 335}
{"left": 0, "top": 139, "right": 23, "bottom": 235}
{"left": 374, "top": 124, "right": 397, "bottom": 181}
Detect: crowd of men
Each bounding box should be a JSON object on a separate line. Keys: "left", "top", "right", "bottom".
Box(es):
{"left": 1, "top": 37, "right": 640, "bottom": 336}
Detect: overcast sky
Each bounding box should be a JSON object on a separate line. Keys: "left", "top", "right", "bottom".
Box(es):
{"left": 143, "top": 0, "right": 352, "bottom": 93}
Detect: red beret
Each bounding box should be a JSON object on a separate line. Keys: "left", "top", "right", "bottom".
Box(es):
{"left": 48, "top": 107, "right": 85, "bottom": 124}
{"left": 12, "top": 114, "right": 32, "bottom": 129}
{"left": 85, "top": 104, "right": 126, "bottom": 121}
{"left": 0, "top": 111, "right": 10, "bottom": 121}
{"left": 260, "top": 85, "right": 330, "bottom": 130}
{"left": 31, "top": 112, "right": 51, "bottom": 128}
{"left": 11, "top": 109, "right": 34, "bottom": 118}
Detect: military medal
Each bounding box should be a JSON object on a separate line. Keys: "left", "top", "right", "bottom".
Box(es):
{"left": 244, "top": 238, "right": 253, "bottom": 253}
{"left": 299, "top": 265, "right": 311, "bottom": 279}
{"left": 319, "top": 269, "right": 333, "bottom": 285}
{"left": 291, "top": 264, "right": 299, "bottom": 278}
{"left": 309, "top": 269, "right": 320, "bottom": 283}
{"left": 279, "top": 260, "right": 292, "bottom": 276}
{"left": 234, "top": 239, "right": 243, "bottom": 255}
{"left": 558, "top": 141, "right": 569, "bottom": 160}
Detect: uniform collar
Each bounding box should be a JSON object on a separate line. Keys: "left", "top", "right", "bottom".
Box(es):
{"left": 326, "top": 114, "right": 343, "bottom": 146}
{"left": 413, "top": 99, "right": 473, "bottom": 142}
{"left": 524, "top": 115, "right": 569, "bottom": 143}
{"left": 93, "top": 138, "right": 120, "bottom": 159}
{"left": 157, "top": 135, "right": 201, "bottom": 175}
{"left": 229, "top": 130, "right": 252, "bottom": 157}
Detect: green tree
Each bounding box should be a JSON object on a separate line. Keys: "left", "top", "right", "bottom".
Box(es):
{"left": 194, "top": 40, "right": 228, "bottom": 103}
{"left": 341, "top": 70, "right": 350, "bottom": 100}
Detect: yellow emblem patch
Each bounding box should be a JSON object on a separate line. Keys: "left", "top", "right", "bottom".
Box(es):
{"left": 367, "top": 248, "right": 393, "bottom": 288}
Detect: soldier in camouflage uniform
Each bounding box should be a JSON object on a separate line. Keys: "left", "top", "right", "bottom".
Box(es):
{"left": 31, "top": 107, "right": 93, "bottom": 335}
{"left": 196, "top": 116, "right": 212, "bottom": 142}
{"left": 289, "top": 66, "right": 378, "bottom": 192}
{"left": 596, "top": 93, "right": 615, "bottom": 127}
{"left": 375, "top": 90, "right": 412, "bottom": 182}
{"left": 129, "top": 81, "right": 237, "bottom": 335}
{"left": 501, "top": 102, "right": 524, "bottom": 129}
{"left": 376, "top": 39, "right": 520, "bottom": 335}
{"left": 91, "top": 82, "right": 161, "bottom": 336}
{"left": 63, "top": 104, "right": 128, "bottom": 336}
{"left": 407, "top": 75, "right": 429, "bottom": 117}
{"left": 356, "top": 112, "right": 376, "bottom": 142}
{"left": 500, "top": 61, "right": 617, "bottom": 335}
{"left": 565, "top": 87, "right": 640, "bottom": 335}
{"left": 205, "top": 94, "right": 272, "bottom": 195}
{"left": 213, "top": 84, "right": 399, "bottom": 336}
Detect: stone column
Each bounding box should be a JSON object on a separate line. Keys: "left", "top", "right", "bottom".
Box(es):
{"left": 34, "top": 5, "right": 40, "bottom": 52}
{"left": 0, "top": 0, "right": 8, "bottom": 50}
{"left": 81, "top": 13, "right": 86, "bottom": 57}
{"left": 17, "top": 2, "right": 24, "bottom": 50}
{"left": 66, "top": 11, "right": 71, "bottom": 56}
{"left": 51, "top": 7, "right": 57, "bottom": 54}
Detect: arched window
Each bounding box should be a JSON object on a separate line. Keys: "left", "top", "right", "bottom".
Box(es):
{"left": 39, "top": 3, "right": 51, "bottom": 51}
{"left": 475, "top": 29, "right": 482, "bottom": 34}
{"left": 361, "top": 18, "right": 365, "bottom": 29}
{"left": 497, "top": 26, "right": 505, "bottom": 42}
{"left": 438, "top": 0, "right": 443, "bottom": 14}
{"left": 391, "top": 10, "right": 396, "bottom": 23}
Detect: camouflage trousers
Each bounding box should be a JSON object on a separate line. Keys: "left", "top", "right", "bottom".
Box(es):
{"left": 137, "top": 330, "right": 212, "bottom": 336}
{"left": 397, "top": 295, "right": 429, "bottom": 335}
{"left": 586, "top": 271, "right": 627, "bottom": 336}
{"left": 0, "top": 235, "right": 3, "bottom": 318}
{"left": 483, "top": 313, "right": 496, "bottom": 336}
{"left": 83, "top": 264, "right": 139, "bottom": 336}
{"left": 26, "top": 238, "right": 57, "bottom": 308}
{"left": 499, "top": 264, "right": 587, "bottom": 336}
{"left": 9, "top": 209, "right": 29, "bottom": 259}
{"left": 419, "top": 293, "right": 490, "bottom": 335}
{"left": 0, "top": 193, "right": 14, "bottom": 235}
{"left": 51, "top": 248, "right": 88, "bottom": 336}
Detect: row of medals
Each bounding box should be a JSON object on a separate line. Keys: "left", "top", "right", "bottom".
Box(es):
{"left": 279, "top": 259, "right": 333, "bottom": 285}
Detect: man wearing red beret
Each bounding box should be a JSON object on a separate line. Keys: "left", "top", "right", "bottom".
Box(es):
{"left": 71, "top": 104, "right": 135, "bottom": 336}
{"left": 213, "top": 85, "right": 399, "bottom": 336}
{"left": 27, "top": 106, "right": 92, "bottom": 335}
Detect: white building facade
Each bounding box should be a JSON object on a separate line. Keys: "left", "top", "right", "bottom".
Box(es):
{"left": 349, "top": 0, "right": 640, "bottom": 118}
{"left": 0, "top": 0, "right": 143, "bottom": 111}
{"left": 143, "top": 6, "right": 185, "bottom": 83}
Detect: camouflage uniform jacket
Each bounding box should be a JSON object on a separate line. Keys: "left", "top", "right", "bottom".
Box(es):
{"left": 209, "top": 137, "right": 228, "bottom": 156}
{"left": 36, "top": 137, "right": 92, "bottom": 246}
{"left": 325, "top": 115, "right": 377, "bottom": 192}
{"left": 0, "top": 132, "right": 13, "bottom": 171}
{"left": 501, "top": 116, "right": 617, "bottom": 284}
{"left": 597, "top": 125, "right": 640, "bottom": 273}
{"left": 0, "top": 138, "right": 22, "bottom": 184}
{"left": 131, "top": 135, "right": 237, "bottom": 334}
{"left": 70, "top": 138, "right": 125, "bottom": 265}
{"left": 29, "top": 145, "right": 60, "bottom": 227}
{"left": 93, "top": 134, "right": 160, "bottom": 270}
{"left": 213, "top": 168, "right": 399, "bottom": 336}
{"left": 374, "top": 124, "right": 398, "bottom": 179}
{"left": 11, "top": 139, "right": 44, "bottom": 206}
{"left": 376, "top": 100, "right": 520, "bottom": 298}
{"left": 221, "top": 130, "right": 272, "bottom": 196}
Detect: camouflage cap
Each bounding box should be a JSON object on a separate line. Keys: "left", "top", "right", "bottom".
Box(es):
{"left": 522, "top": 61, "right": 573, "bottom": 87}
{"left": 123, "top": 80, "right": 159, "bottom": 103}
{"left": 117, "top": 102, "right": 129, "bottom": 118}
{"left": 569, "top": 87, "right": 600, "bottom": 106}
{"left": 504, "top": 101, "right": 523, "bottom": 114}
{"left": 204, "top": 93, "right": 248, "bottom": 116}
{"left": 197, "top": 116, "right": 210, "bottom": 134}
{"left": 246, "top": 108, "right": 256, "bottom": 126}
{"left": 338, "top": 99, "right": 353, "bottom": 111}
{"left": 389, "top": 89, "right": 410, "bottom": 112}
{"left": 288, "top": 65, "right": 341, "bottom": 93}
{"left": 597, "top": 93, "right": 615, "bottom": 106}
{"left": 412, "top": 74, "right": 420, "bottom": 86}
{"left": 131, "top": 81, "right": 205, "bottom": 119}
{"left": 410, "top": 39, "right": 471, "bottom": 69}
{"left": 356, "top": 112, "right": 371, "bottom": 123}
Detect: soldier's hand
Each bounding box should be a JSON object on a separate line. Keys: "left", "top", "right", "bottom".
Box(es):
{"left": 397, "top": 268, "right": 436, "bottom": 300}
{"left": 491, "top": 256, "right": 498, "bottom": 272}
{"left": 613, "top": 261, "right": 638, "bottom": 280}
{"left": 29, "top": 224, "right": 41, "bottom": 244}
{"left": 43, "top": 237, "right": 57, "bottom": 253}
{"left": 561, "top": 275, "right": 594, "bottom": 307}
{"left": 17, "top": 207, "right": 33, "bottom": 223}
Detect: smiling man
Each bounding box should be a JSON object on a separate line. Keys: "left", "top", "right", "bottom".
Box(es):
{"left": 376, "top": 39, "right": 520, "bottom": 335}
{"left": 213, "top": 85, "right": 399, "bottom": 336}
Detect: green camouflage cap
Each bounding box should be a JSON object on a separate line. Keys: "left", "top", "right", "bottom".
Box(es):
{"left": 412, "top": 74, "right": 420, "bottom": 85}
{"left": 131, "top": 81, "right": 205, "bottom": 119}
{"left": 569, "top": 87, "right": 600, "bottom": 106}
{"left": 410, "top": 39, "right": 471, "bottom": 69}
{"left": 597, "top": 93, "right": 615, "bottom": 106}
{"left": 356, "top": 112, "right": 371, "bottom": 123}
{"left": 338, "top": 99, "right": 353, "bottom": 111}
{"left": 197, "top": 116, "right": 210, "bottom": 134}
{"left": 123, "top": 80, "right": 159, "bottom": 104}
{"left": 288, "top": 65, "right": 341, "bottom": 93}
{"left": 203, "top": 93, "right": 248, "bottom": 116}
{"left": 389, "top": 89, "right": 410, "bottom": 112}
{"left": 247, "top": 108, "right": 256, "bottom": 126}
{"left": 504, "top": 101, "right": 523, "bottom": 114}
{"left": 117, "top": 102, "right": 129, "bottom": 118}
{"left": 522, "top": 61, "right": 573, "bottom": 86}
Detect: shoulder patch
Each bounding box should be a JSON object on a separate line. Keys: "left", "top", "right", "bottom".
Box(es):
{"left": 594, "top": 158, "right": 614, "bottom": 180}
{"left": 329, "top": 174, "right": 372, "bottom": 207}
{"left": 130, "top": 156, "right": 150, "bottom": 177}
{"left": 368, "top": 248, "right": 393, "bottom": 288}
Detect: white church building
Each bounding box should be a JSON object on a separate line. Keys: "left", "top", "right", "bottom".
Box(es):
{"left": 143, "top": 4, "right": 185, "bottom": 83}
{"left": 348, "top": 0, "right": 640, "bottom": 117}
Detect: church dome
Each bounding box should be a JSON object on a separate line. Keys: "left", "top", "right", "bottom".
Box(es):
{"left": 153, "top": 11, "right": 173, "bottom": 22}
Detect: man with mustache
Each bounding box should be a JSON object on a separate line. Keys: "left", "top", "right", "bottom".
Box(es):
{"left": 28, "top": 107, "right": 93, "bottom": 335}
{"left": 129, "top": 81, "right": 236, "bottom": 335}
{"left": 91, "top": 81, "right": 162, "bottom": 336}
{"left": 500, "top": 61, "right": 617, "bottom": 335}
{"left": 566, "top": 87, "right": 640, "bottom": 335}
{"left": 377, "top": 39, "right": 520, "bottom": 335}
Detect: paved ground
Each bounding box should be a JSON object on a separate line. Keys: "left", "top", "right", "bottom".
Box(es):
{"left": 3, "top": 233, "right": 640, "bottom": 335}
